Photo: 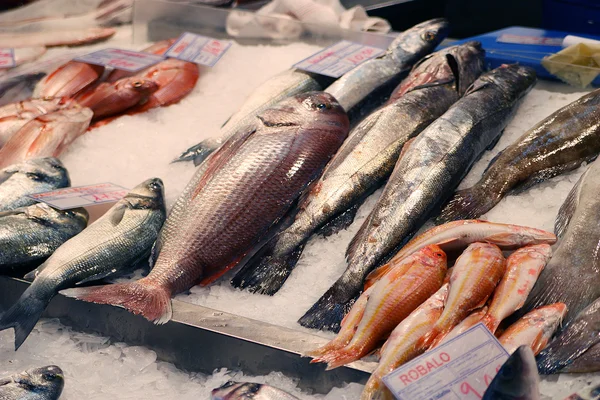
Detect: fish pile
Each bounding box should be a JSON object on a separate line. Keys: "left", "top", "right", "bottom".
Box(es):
{"left": 0, "top": 365, "right": 64, "bottom": 400}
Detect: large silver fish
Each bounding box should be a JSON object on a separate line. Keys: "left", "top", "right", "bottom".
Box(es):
{"left": 0, "top": 203, "right": 88, "bottom": 270}
{"left": 0, "top": 157, "right": 70, "bottom": 212}
{"left": 0, "top": 178, "right": 166, "bottom": 349}
{"left": 482, "top": 346, "right": 540, "bottom": 400}
{"left": 231, "top": 41, "right": 485, "bottom": 295}
{"left": 211, "top": 381, "right": 299, "bottom": 400}
{"left": 300, "top": 64, "right": 537, "bottom": 331}
{"left": 0, "top": 365, "right": 64, "bottom": 400}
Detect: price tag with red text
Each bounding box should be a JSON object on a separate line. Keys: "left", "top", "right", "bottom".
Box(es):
{"left": 74, "top": 48, "right": 164, "bottom": 72}
{"left": 293, "top": 40, "right": 385, "bottom": 78}
{"left": 0, "top": 48, "right": 15, "bottom": 69}
{"left": 383, "top": 324, "right": 509, "bottom": 400}
{"left": 165, "top": 32, "right": 232, "bottom": 67}
{"left": 28, "top": 183, "right": 129, "bottom": 210}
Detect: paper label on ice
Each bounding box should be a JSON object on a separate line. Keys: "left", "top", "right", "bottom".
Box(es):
{"left": 74, "top": 48, "right": 164, "bottom": 72}
{"left": 165, "top": 32, "right": 232, "bottom": 67}
{"left": 0, "top": 48, "right": 15, "bottom": 69}
{"left": 293, "top": 40, "right": 386, "bottom": 78}
{"left": 497, "top": 34, "right": 563, "bottom": 46}
{"left": 28, "top": 183, "right": 129, "bottom": 210}
{"left": 383, "top": 324, "right": 509, "bottom": 400}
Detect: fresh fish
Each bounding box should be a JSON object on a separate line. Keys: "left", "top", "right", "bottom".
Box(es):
{"left": 482, "top": 244, "right": 551, "bottom": 334}
{"left": 309, "top": 245, "right": 447, "bottom": 370}
{"left": 434, "top": 306, "right": 487, "bottom": 347}
{"left": 499, "top": 303, "right": 567, "bottom": 355}
{"left": 231, "top": 41, "right": 486, "bottom": 296}
{"left": 361, "top": 284, "right": 448, "bottom": 400}
{"left": 0, "top": 27, "right": 115, "bottom": 47}
{"left": 211, "top": 381, "right": 299, "bottom": 400}
{"left": 0, "top": 178, "right": 166, "bottom": 349}
{"left": 482, "top": 345, "right": 540, "bottom": 400}
{"left": 521, "top": 156, "right": 600, "bottom": 326}
{"left": 300, "top": 64, "right": 537, "bottom": 332}
{"left": 66, "top": 92, "right": 349, "bottom": 324}
{"left": 105, "top": 38, "right": 177, "bottom": 83}
{"left": 561, "top": 343, "right": 600, "bottom": 373}
{"left": 0, "top": 103, "right": 93, "bottom": 168}
{"left": 440, "top": 88, "right": 600, "bottom": 223}
{"left": 33, "top": 60, "right": 104, "bottom": 98}
{"left": 536, "top": 296, "right": 600, "bottom": 374}
{"left": 0, "top": 157, "right": 69, "bottom": 211}
{"left": 0, "top": 73, "right": 46, "bottom": 107}
{"left": 0, "top": 365, "right": 64, "bottom": 400}
{"left": 0, "top": 203, "right": 88, "bottom": 270}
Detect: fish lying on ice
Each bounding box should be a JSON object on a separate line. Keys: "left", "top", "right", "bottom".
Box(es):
{"left": 0, "top": 157, "right": 70, "bottom": 211}
{"left": 482, "top": 346, "right": 540, "bottom": 400}
{"left": 231, "top": 41, "right": 485, "bottom": 296}
{"left": 66, "top": 92, "right": 349, "bottom": 324}
{"left": 300, "top": 64, "right": 538, "bottom": 331}
{"left": 0, "top": 365, "right": 64, "bottom": 400}
{"left": 211, "top": 381, "right": 299, "bottom": 400}
{"left": 0, "top": 178, "right": 166, "bottom": 349}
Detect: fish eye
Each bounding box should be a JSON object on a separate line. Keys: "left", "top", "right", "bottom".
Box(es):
{"left": 422, "top": 31, "right": 437, "bottom": 42}
{"left": 435, "top": 252, "right": 443, "bottom": 258}
{"left": 221, "top": 381, "right": 235, "bottom": 388}
{"left": 42, "top": 372, "right": 57, "bottom": 381}
{"left": 316, "top": 102, "right": 331, "bottom": 110}
{"left": 26, "top": 172, "right": 43, "bottom": 181}
{"left": 133, "top": 81, "right": 144, "bottom": 88}
{"left": 248, "top": 384, "right": 260, "bottom": 394}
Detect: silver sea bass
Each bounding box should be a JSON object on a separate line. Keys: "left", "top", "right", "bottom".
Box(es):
{"left": 0, "top": 365, "right": 64, "bottom": 400}
{"left": 211, "top": 381, "right": 299, "bottom": 400}
{"left": 0, "top": 178, "right": 166, "bottom": 350}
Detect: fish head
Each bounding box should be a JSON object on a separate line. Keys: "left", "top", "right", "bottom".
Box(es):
{"left": 125, "top": 178, "right": 166, "bottom": 212}
{"left": 60, "top": 207, "right": 90, "bottom": 228}
{"left": 122, "top": 77, "right": 160, "bottom": 96}
{"left": 536, "top": 303, "right": 568, "bottom": 329}
{"left": 512, "top": 244, "right": 553, "bottom": 263}
{"left": 389, "top": 18, "right": 449, "bottom": 64}
{"left": 483, "top": 346, "right": 539, "bottom": 400}
{"left": 418, "top": 244, "right": 448, "bottom": 273}
{"left": 211, "top": 381, "right": 264, "bottom": 399}
{"left": 24, "top": 202, "right": 88, "bottom": 228}
{"left": 447, "top": 41, "right": 486, "bottom": 95}
{"left": 14, "top": 365, "right": 64, "bottom": 398}
{"left": 21, "top": 157, "right": 70, "bottom": 187}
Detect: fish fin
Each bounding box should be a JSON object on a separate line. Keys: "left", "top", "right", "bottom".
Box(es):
{"left": 345, "top": 217, "right": 370, "bottom": 262}
{"left": 363, "top": 263, "right": 392, "bottom": 291}
{"left": 171, "top": 141, "right": 218, "bottom": 165}
{"left": 464, "top": 79, "right": 491, "bottom": 96}
{"left": 427, "top": 329, "right": 450, "bottom": 350}
{"left": 483, "top": 149, "right": 505, "bottom": 175}
{"left": 198, "top": 258, "right": 243, "bottom": 287}
{"left": 62, "top": 280, "right": 172, "bottom": 324}
{"left": 316, "top": 204, "right": 359, "bottom": 237}
{"left": 511, "top": 159, "right": 593, "bottom": 196}
{"left": 320, "top": 347, "right": 363, "bottom": 370}
{"left": 531, "top": 330, "right": 548, "bottom": 356}
{"left": 108, "top": 203, "right": 127, "bottom": 226}
{"left": 485, "top": 131, "right": 503, "bottom": 152}
{"left": 436, "top": 185, "right": 494, "bottom": 224}
{"left": 75, "top": 269, "right": 121, "bottom": 286}
{"left": 555, "top": 167, "right": 589, "bottom": 238}
{"left": 480, "top": 314, "right": 500, "bottom": 334}
{"left": 398, "top": 137, "right": 416, "bottom": 161}
{"left": 220, "top": 114, "right": 232, "bottom": 129}
{"left": 298, "top": 281, "right": 359, "bottom": 332}
{"left": 23, "top": 262, "right": 48, "bottom": 281}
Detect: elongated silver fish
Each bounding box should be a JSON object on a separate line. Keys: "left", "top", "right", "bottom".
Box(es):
{"left": 562, "top": 343, "right": 600, "bottom": 373}
{"left": 300, "top": 64, "right": 537, "bottom": 331}
{"left": 482, "top": 346, "right": 540, "bottom": 400}
{"left": 0, "top": 365, "right": 64, "bottom": 400}
{"left": 211, "top": 381, "right": 299, "bottom": 400}
{"left": 231, "top": 41, "right": 485, "bottom": 295}
{"left": 0, "top": 157, "right": 70, "bottom": 212}
{"left": 0, "top": 203, "right": 88, "bottom": 270}
{"left": 0, "top": 178, "right": 166, "bottom": 349}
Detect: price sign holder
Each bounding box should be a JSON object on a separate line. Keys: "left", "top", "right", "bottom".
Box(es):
{"left": 165, "top": 32, "right": 232, "bottom": 67}
{"left": 74, "top": 48, "right": 164, "bottom": 72}
{"left": 0, "top": 48, "right": 15, "bottom": 69}
{"left": 28, "top": 183, "right": 130, "bottom": 210}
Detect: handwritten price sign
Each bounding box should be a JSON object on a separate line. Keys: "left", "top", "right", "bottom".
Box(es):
{"left": 165, "top": 32, "right": 232, "bottom": 67}
{"left": 74, "top": 48, "right": 164, "bottom": 72}
{"left": 0, "top": 48, "right": 15, "bottom": 69}
{"left": 383, "top": 324, "right": 509, "bottom": 400}
{"left": 28, "top": 183, "right": 130, "bottom": 210}
{"left": 293, "top": 41, "right": 385, "bottom": 78}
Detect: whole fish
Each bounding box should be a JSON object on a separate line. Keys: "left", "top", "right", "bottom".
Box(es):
{"left": 439, "top": 88, "right": 600, "bottom": 223}
{"left": 361, "top": 284, "right": 448, "bottom": 400}
{"left": 0, "top": 365, "right": 64, "bottom": 400}
{"left": 536, "top": 296, "right": 600, "bottom": 374}
{"left": 433, "top": 306, "right": 487, "bottom": 347}
{"left": 231, "top": 41, "right": 485, "bottom": 296}
{"left": 482, "top": 346, "right": 540, "bottom": 400}
{"left": 299, "top": 64, "right": 537, "bottom": 331}
{"left": 482, "top": 244, "right": 551, "bottom": 334}
{"left": 0, "top": 178, "right": 166, "bottom": 349}
{"left": 562, "top": 343, "right": 600, "bottom": 373}
{"left": 499, "top": 303, "right": 567, "bottom": 355}
{"left": 521, "top": 156, "right": 600, "bottom": 326}
{"left": 0, "top": 27, "right": 115, "bottom": 47}
{"left": 105, "top": 38, "right": 177, "bottom": 83}
{"left": 33, "top": 60, "right": 104, "bottom": 98}
{"left": 0, "top": 203, "right": 88, "bottom": 270}
{"left": 0, "top": 103, "right": 93, "bottom": 168}
{"left": 309, "top": 245, "right": 447, "bottom": 370}
{"left": 211, "top": 381, "right": 299, "bottom": 400}
{"left": 0, "top": 157, "right": 69, "bottom": 211}
{"left": 67, "top": 92, "right": 349, "bottom": 324}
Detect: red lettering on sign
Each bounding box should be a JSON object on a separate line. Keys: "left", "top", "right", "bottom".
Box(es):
{"left": 460, "top": 382, "right": 483, "bottom": 399}
{"left": 308, "top": 51, "right": 335, "bottom": 65}
{"left": 399, "top": 374, "right": 411, "bottom": 386}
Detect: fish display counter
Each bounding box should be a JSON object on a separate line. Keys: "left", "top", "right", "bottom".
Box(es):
{"left": 0, "top": 1, "right": 600, "bottom": 399}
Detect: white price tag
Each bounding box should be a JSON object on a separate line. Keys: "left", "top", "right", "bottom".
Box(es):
{"left": 165, "top": 32, "right": 232, "bottom": 67}
{"left": 0, "top": 48, "right": 15, "bottom": 69}
{"left": 383, "top": 323, "right": 509, "bottom": 400}
{"left": 497, "top": 34, "right": 563, "bottom": 46}
{"left": 28, "top": 183, "right": 129, "bottom": 210}
{"left": 74, "top": 48, "right": 164, "bottom": 72}
{"left": 293, "top": 40, "right": 386, "bottom": 78}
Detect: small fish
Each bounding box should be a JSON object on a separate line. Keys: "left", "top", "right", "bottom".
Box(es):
{"left": 0, "top": 157, "right": 69, "bottom": 211}
{"left": 433, "top": 306, "right": 488, "bottom": 347}
{"left": 0, "top": 178, "right": 166, "bottom": 349}
{"left": 361, "top": 284, "right": 448, "bottom": 400}
{"left": 536, "top": 296, "right": 600, "bottom": 374}
{"left": 499, "top": 303, "right": 567, "bottom": 355}
{"left": 33, "top": 60, "right": 104, "bottom": 98}
{"left": 211, "top": 381, "right": 299, "bottom": 400}
{"left": 482, "top": 345, "right": 540, "bottom": 400}
{"left": 482, "top": 244, "right": 551, "bottom": 334}
{"left": 0, "top": 365, "right": 64, "bottom": 400}
{"left": 0, "top": 27, "right": 115, "bottom": 47}
{"left": 309, "top": 245, "right": 447, "bottom": 370}
{"left": 0, "top": 203, "right": 88, "bottom": 270}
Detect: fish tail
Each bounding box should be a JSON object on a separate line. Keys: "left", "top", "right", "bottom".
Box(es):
{"left": 311, "top": 346, "right": 362, "bottom": 370}
{"left": 171, "top": 141, "right": 217, "bottom": 166}
{"left": 65, "top": 280, "right": 172, "bottom": 324}
{"left": 437, "top": 186, "right": 496, "bottom": 224}
{"left": 481, "top": 314, "right": 500, "bottom": 334}
{"left": 361, "top": 374, "right": 394, "bottom": 400}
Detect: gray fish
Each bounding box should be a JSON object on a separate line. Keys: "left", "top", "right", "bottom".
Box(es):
{"left": 536, "top": 296, "right": 600, "bottom": 374}
{"left": 0, "top": 178, "right": 166, "bottom": 349}
{"left": 299, "top": 64, "right": 537, "bottom": 331}
{"left": 0, "top": 157, "right": 70, "bottom": 212}
{"left": 0, "top": 203, "right": 88, "bottom": 270}
{"left": 482, "top": 345, "right": 540, "bottom": 400}
{"left": 230, "top": 41, "right": 485, "bottom": 295}
{"left": 439, "top": 87, "right": 600, "bottom": 223}
{"left": 0, "top": 365, "right": 64, "bottom": 400}
{"left": 561, "top": 342, "right": 600, "bottom": 373}
{"left": 211, "top": 381, "right": 299, "bottom": 400}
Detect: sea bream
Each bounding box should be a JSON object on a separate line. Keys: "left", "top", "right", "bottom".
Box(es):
{"left": 0, "top": 178, "right": 166, "bottom": 349}
{"left": 300, "top": 64, "right": 537, "bottom": 331}
{"left": 231, "top": 41, "right": 485, "bottom": 296}
{"left": 67, "top": 92, "right": 350, "bottom": 324}
{"left": 0, "top": 365, "right": 64, "bottom": 400}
